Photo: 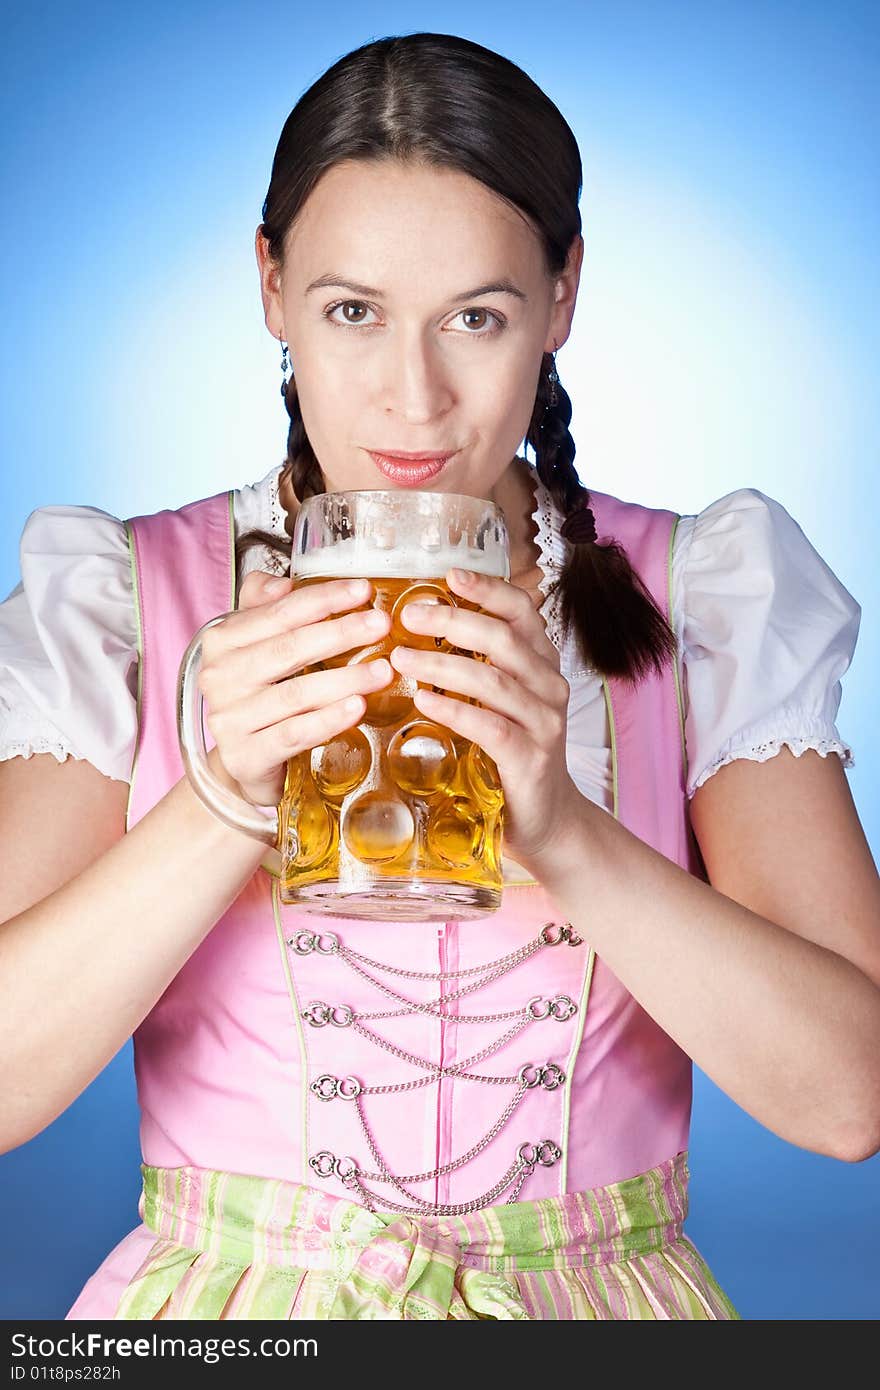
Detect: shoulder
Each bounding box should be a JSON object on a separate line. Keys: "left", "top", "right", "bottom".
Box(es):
{"left": 675, "top": 483, "right": 812, "bottom": 544}
{"left": 124, "top": 467, "right": 286, "bottom": 568}
{"left": 17, "top": 501, "right": 129, "bottom": 555}
{"left": 668, "top": 487, "right": 861, "bottom": 800}
{"left": 122, "top": 465, "right": 284, "bottom": 528}
{"left": 8, "top": 500, "right": 134, "bottom": 647}
{"left": 586, "top": 486, "right": 680, "bottom": 531}
{"left": 11, "top": 504, "right": 134, "bottom": 629}
{"left": 0, "top": 503, "right": 138, "bottom": 784}
{"left": 10, "top": 462, "right": 286, "bottom": 573}
{"left": 672, "top": 486, "right": 861, "bottom": 633}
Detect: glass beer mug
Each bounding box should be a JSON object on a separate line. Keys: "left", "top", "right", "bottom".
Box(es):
{"left": 178, "top": 490, "right": 511, "bottom": 921}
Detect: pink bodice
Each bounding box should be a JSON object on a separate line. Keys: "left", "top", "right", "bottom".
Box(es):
{"left": 124, "top": 484, "right": 706, "bottom": 1209}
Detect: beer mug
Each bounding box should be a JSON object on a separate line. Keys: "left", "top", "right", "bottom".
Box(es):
{"left": 178, "top": 490, "right": 512, "bottom": 920}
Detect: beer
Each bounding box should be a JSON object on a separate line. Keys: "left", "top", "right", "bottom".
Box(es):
{"left": 275, "top": 494, "right": 508, "bottom": 917}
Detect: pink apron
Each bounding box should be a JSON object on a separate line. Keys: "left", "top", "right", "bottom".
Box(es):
{"left": 66, "top": 483, "right": 718, "bottom": 1319}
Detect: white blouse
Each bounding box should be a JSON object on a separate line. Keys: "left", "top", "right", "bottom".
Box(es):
{"left": 0, "top": 465, "right": 861, "bottom": 813}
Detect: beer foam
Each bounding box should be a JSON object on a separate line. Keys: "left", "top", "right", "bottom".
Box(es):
{"left": 293, "top": 533, "right": 509, "bottom": 580}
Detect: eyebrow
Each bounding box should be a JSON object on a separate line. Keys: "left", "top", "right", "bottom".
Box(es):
{"left": 305, "top": 273, "right": 527, "bottom": 303}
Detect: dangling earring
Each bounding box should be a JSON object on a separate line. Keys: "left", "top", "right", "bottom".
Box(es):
{"left": 279, "top": 332, "right": 294, "bottom": 397}
{"left": 538, "top": 344, "right": 559, "bottom": 439}
{"left": 547, "top": 349, "right": 559, "bottom": 408}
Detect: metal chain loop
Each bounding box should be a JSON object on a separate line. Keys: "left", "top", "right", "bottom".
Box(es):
{"left": 309, "top": 1073, "right": 362, "bottom": 1102}
{"left": 349, "top": 1014, "right": 534, "bottom": 1090}
{"left": 286, "top": 920, "right": 581, "bottom": 973}
{"left": 334, "top": 1136, "right": 562, "bottom": 1216}
{"left": 291, "top": 919, "right": 582, "bottom": 1215}
{"left": 287, "top": 922, "right": 574, "bottom": 976}
{"left": 293, "top": 926, "right": 582, "bottom": 1033}
{"left": 353, "top": 1083, "right": 530, "bottom": 1186}
{"left": 308, "top": 994, "right": 578, "bottom": 1029}
{"left": 355, "top": 1088, "right": 534, "bottom": 1211}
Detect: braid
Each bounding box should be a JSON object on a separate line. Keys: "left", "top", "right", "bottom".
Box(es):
{"left": 281, "top": 375, "right": 326, "bottom": 503}
{"left": 233, "top": 373, "right": 326, "bottom": 592}
{"left": 530, "top": 360, "right": 585, "bottom": 517}
{"left": 526, "top": 351, "right": 678, "bottom": 684}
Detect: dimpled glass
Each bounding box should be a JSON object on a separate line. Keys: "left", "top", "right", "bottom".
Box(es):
{"left": 277, "top": 490, "right": 510, "bottom": 920}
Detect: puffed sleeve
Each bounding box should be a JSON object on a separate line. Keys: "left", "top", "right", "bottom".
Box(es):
{"left": 677, "top": 487, "right": 861, "bottom": 801}
{"left": 0, "top": 505, "right": 139, "bottom": 783}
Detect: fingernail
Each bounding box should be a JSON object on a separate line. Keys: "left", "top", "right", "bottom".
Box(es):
{"left": 449, "top": 568, "right": 472, "bottom": 585}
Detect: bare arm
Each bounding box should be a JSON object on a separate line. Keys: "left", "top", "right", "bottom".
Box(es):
{"left": 0, "top": 749, "right": 267, "bottom": 1152}
{"left": 537, "top": 748, "right": 880, "bottom": 1163}
{"left": 0, "top": 569, "right": 395, "bottom": 1153}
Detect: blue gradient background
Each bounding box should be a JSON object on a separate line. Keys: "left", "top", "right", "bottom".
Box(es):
{"left": 1, "top": 0, "right": 878, "bottom": 1321}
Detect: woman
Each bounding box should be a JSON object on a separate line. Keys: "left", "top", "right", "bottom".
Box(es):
{"left": 1, "top": 32, "right": 878, "bottom": 1321}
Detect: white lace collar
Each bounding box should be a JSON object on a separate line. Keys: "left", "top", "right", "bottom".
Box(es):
{"left": 237, "top": 464, "right": 291, "bottom": 579}
{"left": 258, "top": 461, "right": 581, "bottom": 666}
{"left": 527, "top": 465, "right": 569, "bottom": 656}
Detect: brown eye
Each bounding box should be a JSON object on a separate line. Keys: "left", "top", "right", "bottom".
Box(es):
{"left": 341, "top": 302, "right": 369, "bottom": 323}
{"left": 462, "top": 308, "right": 489, "bottom": 330}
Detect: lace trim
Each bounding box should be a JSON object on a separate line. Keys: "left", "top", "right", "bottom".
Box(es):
{"left": 244, "top": 466, "right": 289, "bottom": 578}
{"left": 529, "top": 471, "right": 561, "bottom": 644}
{"left": 267, "top": 464, "right": 287, "bottom": 539}
{"left": 688, "top": 736, "right": 855, "bottom": 799}
{"left": 0, "top": 737, "right": 80, "bottom": 764}
{"left": 529, "top": 469, "right": 595, "bottom": 676}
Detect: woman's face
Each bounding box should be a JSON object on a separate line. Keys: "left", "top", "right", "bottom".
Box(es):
{"left": 256, "top": 158, "right": 582, "bottom": 501}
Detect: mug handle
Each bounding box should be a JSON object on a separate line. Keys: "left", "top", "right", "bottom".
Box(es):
{"left": 177, "top": 612, "right": 280, "bottom": 845}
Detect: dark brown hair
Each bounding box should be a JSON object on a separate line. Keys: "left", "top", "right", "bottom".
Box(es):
{"left": 238, "top": 32, "right": 677, "bottom": 684}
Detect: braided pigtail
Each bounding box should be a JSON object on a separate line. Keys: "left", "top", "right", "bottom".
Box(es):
{"left": 233, "top": 371, "right": 325, "bottom": 590}
{"left": 280, "top": 373, "right": 326, "bottom": 504}
{"left": 525, "top": 352, "right": 678, "bottom": 684}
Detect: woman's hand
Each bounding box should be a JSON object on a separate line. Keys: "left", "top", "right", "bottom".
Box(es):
{"left": 197, "top": 571, "right": 392, "bottom": 807}
{"left": 390, "top": 567, "right": 586, "bottom": 875}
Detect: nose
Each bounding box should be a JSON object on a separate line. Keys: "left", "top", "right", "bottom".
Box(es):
{"left": 378, "top": 328, "right": 455, "bottom": 425}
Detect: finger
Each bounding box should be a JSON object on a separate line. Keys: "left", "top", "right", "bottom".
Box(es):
{"left": 210, "top": 576, "right": 376, "bottom": 656}
{"left": 213, "top": 659, "right": 393, "bottom": 739}
{"left": 447, "top": 568, "right": 558, "bottom": 661}
{"left": 410, "top": 686, "right": 530, "bottom": 772}
{"left": 201, "top": 602, "right": 391, "bottom": 703}
{"left": 212, "top": 692, "right": 371, "bottom": 789}
{"left": 399, "top": 586, "right": 554, "bottom": 681}
{"left": 237, "top": 569, "right": 293, "bottom": 611}
{"left": 388, "top": 645, "right": 567, "bottom": 729}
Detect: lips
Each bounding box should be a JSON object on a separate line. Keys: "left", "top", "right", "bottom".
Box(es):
{"left": 367, "top": 450, "right": 456, "bottom": 486}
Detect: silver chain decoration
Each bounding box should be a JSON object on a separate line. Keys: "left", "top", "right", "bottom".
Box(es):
{"left": 290, "top": 920, "right": 584, "bottom": 1215}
